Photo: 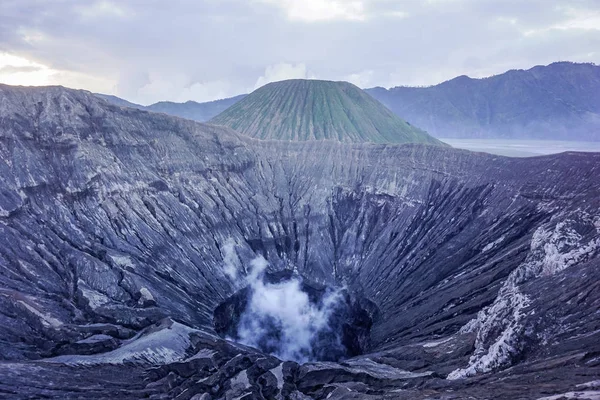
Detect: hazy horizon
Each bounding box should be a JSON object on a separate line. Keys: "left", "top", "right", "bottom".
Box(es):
{"left": 1, "top": 0, "right": 600, "bottom": 105}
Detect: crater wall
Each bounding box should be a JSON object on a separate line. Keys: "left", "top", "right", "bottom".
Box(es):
{"left": 0, "top": 85, "right": 599, "bottom": 398}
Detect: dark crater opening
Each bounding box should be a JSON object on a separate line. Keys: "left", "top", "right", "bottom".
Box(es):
{"left": 213, "top": 270, "right": 378, "bottom": 363}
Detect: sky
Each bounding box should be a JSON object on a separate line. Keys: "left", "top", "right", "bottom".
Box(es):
{"left": 1, "top": 0, "right": 599, "bottom": 105}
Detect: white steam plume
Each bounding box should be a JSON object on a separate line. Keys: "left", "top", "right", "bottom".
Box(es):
{"left": 221, "top": 238, "right": 241, "bottom": 279}
{"left": 236, "top": 255, "right": 342, "bottom": 363}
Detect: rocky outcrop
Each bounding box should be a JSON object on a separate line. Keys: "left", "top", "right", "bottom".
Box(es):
{"left": 0, "top": 84, "right": 599, "bottom": 398}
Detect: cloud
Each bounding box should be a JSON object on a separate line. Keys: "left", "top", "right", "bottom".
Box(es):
{"left": 0, "top": 52, "right": 54, "bottom": 86}
{"left": 0, "top": 0, "right": 599, "bottom": 103}
{"left": 0, "top": 65, "right": 41, "bottom": 74}
{"left": 76, "top": 1, "right": 130, "bottom": 19}
{"left": 222, "top": 238, "right": 241, "bottom": 280}
{"left": 260, "top": 0, "right": 366, "bottom": 22}
{"left": 0, "top": 51, "right": 116, "bottom": 91}
{"left": 132, "top": 72, "right": 237, "bottom": 104}
{"left": 254, "top": 62, "right": 313, "bottom": 89}
{"left": 524, "top": 8, "right": 600, "bottom": 36}
{"left": 343, "top": 69, "right": 374, "bottom": 87}
{"left": 235, "top": 255, "right": 342, "bottom": 363}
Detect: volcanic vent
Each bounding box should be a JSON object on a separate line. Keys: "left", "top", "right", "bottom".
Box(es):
{"left": 213, "top": 256, "right": 378, "bottom": 363}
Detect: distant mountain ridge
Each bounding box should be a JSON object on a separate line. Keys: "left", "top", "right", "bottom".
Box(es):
{"left": 209, "top": 79, "right": 444, "bottom": 145}
{"left": 94, "top": 93, "right": 146, "bottom": 109}
{"left": 96, "top": 62, "right": 600, "bottom": 141}
{"left": 147, "top": 95, "right": 246, "bottom": 122}
{"left": 94, "top": 93, "right": 247, "bottom": 122}
{"left": 365, "top": 62, "right": 600, "bottom": 141}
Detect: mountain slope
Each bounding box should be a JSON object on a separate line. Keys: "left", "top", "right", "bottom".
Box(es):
{"left": 366, "top": 62, "right": 600, "bottom": 141}
{"left": 210, "top": 79, "right": 444, "bottom": 145}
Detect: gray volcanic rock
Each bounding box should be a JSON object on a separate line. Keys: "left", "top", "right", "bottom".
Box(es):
{"left": 0, "top": 84, "right": 599, "bottom": 399}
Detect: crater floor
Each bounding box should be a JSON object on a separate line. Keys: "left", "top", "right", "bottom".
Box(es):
{"left": 0, "top": 85, "right": 599, "bottom": 399}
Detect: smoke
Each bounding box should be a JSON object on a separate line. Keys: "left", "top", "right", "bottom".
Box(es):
{"left": 218, "top": 240, "right": 351, "bottom": 363}
{"left": 235, "top": 255, "right": 342, "bottom": 363}
{"left": 221, "top": 238, "right": 241, "bottom": 279}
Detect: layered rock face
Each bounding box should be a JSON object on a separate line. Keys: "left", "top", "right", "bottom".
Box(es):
{"left": 0, "top": 84, "right": 599, "bottom": 399}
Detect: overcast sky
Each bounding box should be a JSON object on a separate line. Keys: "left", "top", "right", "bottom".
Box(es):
{"left": 1, "top": 0, "right": 599, "bottom": 105}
